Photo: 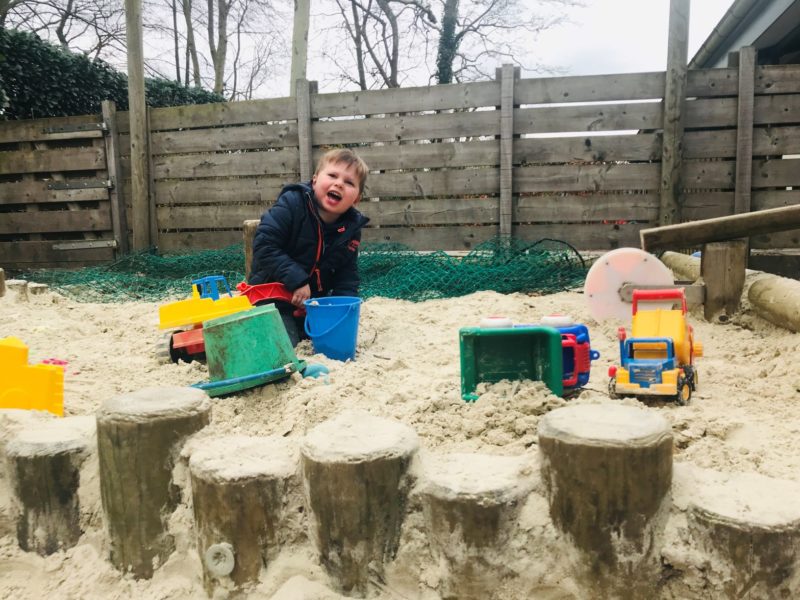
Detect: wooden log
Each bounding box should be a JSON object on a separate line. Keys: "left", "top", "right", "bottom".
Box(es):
{"left": 6, "top": 416, "right": 95, "bottom": 555}
{"left": 701, "top": 240, "right": 747, "bottom": 322}
{"left": 748, "top": 274, "right": 800, "bottom": 333}
{"left": 189, "top": 435, "right": 299, "bottom": 595}
{"left": 97, "top": 386, "right": 210, "bottom": 578}
{"left": 5, "top": 279, "right": 29, "bottom": 302}
{"left": 538, "top": 404, "right": 672, "bottom": 596}
{"left": 418, "top": 452, "right": 535, "bottom": 600}
{"left": 678, "top": 465, "right": 800, "bottom": 599}
{"left": 660, "top": 251, "right": 701, "bottom": 282}
{"left": 640, "top": 205, "right": 800, "bottom": 253}
{"left": 301, "top": 410, "right": 419, "bottom": 596}
{"left": 28, "top": 283, "right": 49, "bottom": 296}
{"left": 243, "top": 219, "right": 259, "bottom": 280}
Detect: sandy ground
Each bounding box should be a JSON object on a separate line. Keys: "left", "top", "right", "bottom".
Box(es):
{"left": 1, "top": 281, "right": 799, "bottom": 599}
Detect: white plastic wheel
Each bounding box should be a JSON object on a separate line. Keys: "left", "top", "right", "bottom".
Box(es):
{"left": 540, "top": 314, "right": 574, "bottom": 328}
{"left": 204, "top": 542, "right": 235, "bottom": 578}
{"left": 583, "top": 248, "right": 673, "bottom": 323}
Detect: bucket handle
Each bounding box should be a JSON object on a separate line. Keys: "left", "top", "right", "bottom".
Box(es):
{"left": 304, "top": 303, "right": 356, "bottom": 339}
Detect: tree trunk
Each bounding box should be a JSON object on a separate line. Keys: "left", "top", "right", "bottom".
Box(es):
{"left": 435, "top": 0, "right": 459, "bottom": 84}
{"left": 182, "top": 0, "right": 202, "bottom": 86}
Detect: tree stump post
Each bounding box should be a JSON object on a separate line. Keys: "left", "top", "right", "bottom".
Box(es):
{"left": 418, "top": 452, "right": 535, "bottom": 600}
{"left": 96, "top": 386, "right": 210, "bottom": 579}
{"left": 6, "top": 416, "right": 96, "bottom": 555}
{"left": 701, "top": 239, "right": 747, "bottom": 323}
{"left": 5, "top": 279, "right": 28, "bottom": 302}
{"left": 538, "top": 404, "right": 673, "bottom": 597}
{"left": 189, "top": 435, "right": 300, "bottom": 595}
{"left": 684, "top": 468, "right": 800, "bottom": 598}
{"left": 0, "top": 268, "right": 5, "bottom": 298}
{"left": 301, "top": 410, "right": 419, "bottom": 596}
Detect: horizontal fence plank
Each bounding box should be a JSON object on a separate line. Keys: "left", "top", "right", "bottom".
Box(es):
{"left": 515, "top": 102, "right": 663, "bottom": 135}
{"left": 686, "top": 93, "right": 800, "bottom": 129}
{"left": 684, "top": 125, "right": 800, "bottom": 159}
{"left": 363, "top": 223, "right": 641, "bottom": 251}
{"left": 116, "top": 98, "right": 296, "bottom": 134}
{"left": 516, "top": 72, "right": 663, "bottom": 104}
{"left": 515, "top": 163, "right": 661, "bottom": 193}
{"left": 146, "top": 177, "right": 289, "bottom": 206}
{"left": 158, "top": 230, "right": 243, "bottom": 252}
{"left": 143, "top": 122, "right": 299, "bottom": 155}
{"left": 311, "top": 81, "right": 500, "bottom": 118}
{"left": 0, "top": 180, "right": 109, "bottom": 205}
{"left": 753, "top": 157, "right": 800, "bottom": 189}
{"left": 157, "top": 203, "right": 264, "bottom": 229}
{"left": 0, "top": 208, "right": 111, "bottom": 235}
{"left": 0, "top": 240, "right": 115, "bottom": 267}
{"left": 326, "top": 139, "right": 501, "bottom": 171}
{"left": 0, "top": 146, "right": 106, "bottom": 175}
{"left": 125, "top": 148, "right": 299, "bottom": 180}
{"left": 360, "top": 197, "right": 499, "bottom": 227}
{"left": 755, "top": 65, "right": 800, "bottom": 95}
{"left": 312, "top": 110, "right": 500, "bottom": 145}
{"left": 516, "top": 134, "right": 662, "bottom": 163}
{"left": 0, "top": 114, "right": 103, "bottom": 144}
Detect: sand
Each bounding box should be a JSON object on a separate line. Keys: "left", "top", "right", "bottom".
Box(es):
{"left": 1, "top": 282, "right": 800, "bottom": 599}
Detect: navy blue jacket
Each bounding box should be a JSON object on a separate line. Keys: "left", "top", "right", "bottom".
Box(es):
{"left": 249, "top": 182, "right": 369, "bottom": 296}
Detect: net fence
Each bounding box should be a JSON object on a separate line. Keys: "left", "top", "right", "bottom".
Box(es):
{"left": 19, "top": 237, "right": 587, "bottom": 303}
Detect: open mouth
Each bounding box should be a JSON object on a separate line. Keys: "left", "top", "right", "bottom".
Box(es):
{"left": 326, "top": 191, "right": 342, "bottom": 203}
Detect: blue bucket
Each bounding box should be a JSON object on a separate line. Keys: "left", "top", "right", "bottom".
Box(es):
{"left": 303, "top": 297, "right": 362, "bottom": 361}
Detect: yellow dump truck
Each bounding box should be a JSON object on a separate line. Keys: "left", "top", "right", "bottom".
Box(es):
{"left": 608, "top": 289, "right": 703, "bottom": 405}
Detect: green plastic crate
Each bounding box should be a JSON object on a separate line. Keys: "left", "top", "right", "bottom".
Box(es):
{"left": 459, "top": 326, "right": 564, "bottom": 401}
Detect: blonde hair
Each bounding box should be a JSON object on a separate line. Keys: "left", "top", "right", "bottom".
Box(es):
{"left": 314, "top": 148, "right": 369, "bottom": 196}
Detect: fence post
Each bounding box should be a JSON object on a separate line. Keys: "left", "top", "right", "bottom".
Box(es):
{"left": 732, "top": 47, "right": 756, "bottom": 215}
{"left": 101, "top": 101, "right": 129, "bottom": 256}
{"left": 498, "top": 64, "right": 518, "bottom": 237}
{"left": 296, "top": 79, "right": 314, "bottom": 181}
{"left": 659, "top": 0, "right": 689, "bottom": 227}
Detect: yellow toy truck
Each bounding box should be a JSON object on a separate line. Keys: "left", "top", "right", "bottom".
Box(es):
{"left": 608, "top": 288, "right": 703, "bottom": 405}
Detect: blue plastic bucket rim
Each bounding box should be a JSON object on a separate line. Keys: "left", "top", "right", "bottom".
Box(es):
{"left": 303, "top": 297, "right": 362, "bottom": 340}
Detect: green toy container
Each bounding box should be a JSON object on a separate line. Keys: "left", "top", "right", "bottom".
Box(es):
{"left": 201, "top": 304, "right": 305, "bottom": 397}
{"left": 459, "top": 326, "right": 564, "bottom": 401}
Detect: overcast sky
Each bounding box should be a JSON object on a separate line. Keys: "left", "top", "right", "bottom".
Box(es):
{"left": 528, "top": 0, "right": 736, "bottom": 76}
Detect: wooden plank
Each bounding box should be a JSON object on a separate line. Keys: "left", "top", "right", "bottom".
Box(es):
{"left": 752, "top": 158, "right": 800, "bottom": 189}
{"left": 0, "top": 114, "right": 102, "bottom": 144}
{"left": 515, "top": 102, "right": 663, "bottom": 135}
{"left": 360, "top": 197, "right": 500, "bottom": 227}
{"left": 701, "top": 239, "right": 747, "bottom": 322}
{"left": 734, "top": 47, "right": 756, "bottom": 214}
{"left": 0, "top": 209, "right": 111, "bottom": 234}
{"left": 515, "top": 163, "right": 661, "bottom": 193}
{"left": 149, "top": 179, "right": 285, "bottom": 206}
{"left": 296, "top": 79, "right": 313, "bottom": 180}
{"left": 156, "top": 203, "right": 265, "bottom": 229}
{"left": 133, "top": 122, "right": 298, "bottom": 155}
{"left": 324, "top": 139, "right": 501, "bottom": 171}
{"left": 244, "top": 219, "right": 258, "bottom": 278}
{"left": 0, "top": 147, "right": 105, "bottom": 174}
{"left": 499, "top": 64, "right": 516, "bottom": 236}
{"left": 659, "top": 0, "right": 690, "bottom": 226}
{"left": 149, "top": 177, "right": 288, "bottom": 206}
{"left": 362, "top": 223, "right": 641, "bottom": 251}
{"left": 684, "top": 125, "right": 800, "bottom": 159}
{"left": 516, "top": 134, "right": 662, "bottom": 164}
{"left": 515, "top": 72, "right": 663, "bottom": 104}
{"left": 157, "top": 230, "right": 244, "bottom": 252}
{"left": 0, "top": 180, "right": 109, "bottom": 205}
{"left": 146, "top": 148, "right": 299, "bottom": 180}
{"left": 312, "top": 110, "right": 500, "bottom": 145}
{"left": 0, "top": 240, "right": 115, "bottom": 267}
{"left": 754, "top": 64, "right": 800, "bottom": 95}
{"left": 310, "top": 81, "right": 500, "bottom": 118}
{"left": 750, "top": 229, "right": 800, "bottom": 249}
{"left": 102, "top": 100, "right": 130, "bottom": 255}
{"left": 751, "top": 189, "right": 800, "bottom": 211}
{"left": 640, "top": 205, "right": 800, "bottom": 252}
{"left": 117, "top": 98, "right": 296, "bottom": 134}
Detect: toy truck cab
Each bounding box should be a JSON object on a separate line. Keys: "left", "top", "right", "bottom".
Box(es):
{"left": 608, "top": 288, "right": 702, "bottom": 405}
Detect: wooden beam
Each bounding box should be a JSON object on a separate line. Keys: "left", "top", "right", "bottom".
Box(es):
{"left": 659, "top": 0, "right": 690, "bottom": 226}
{"left": 290, "top": 0, "right": 310, "bottom": 96}
{"left": 125, "top": 0, "right": 151, "bottom": 249}
{"left": 701, "top": 240, "right": 747, "bottom": 322}
{"left": 733, "top": 47, "right": 756, "bottom": 215}
{"left": 640, "top": 205, "right": 800, "bottom": 252}
{"left": 102, "top": 100, "right": 130, "bottom": 256}
{"left": 498, "top": 64, "right": 517, "bottom": 237}
{"left": 296, "top": 79, "right": 313, "bottom": 181}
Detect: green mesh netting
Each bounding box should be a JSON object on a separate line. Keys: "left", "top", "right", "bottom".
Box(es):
{"left": 19, "top": 237, "right": 586, "bottom": 303}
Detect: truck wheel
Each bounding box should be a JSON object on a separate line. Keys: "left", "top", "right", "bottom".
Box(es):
{"left": 608, "top": 378, "right": 620, "bottom": 399}
{"left": 155, "top": 332, "right": 176, "bottom": 364}
{"left": 676, "top": 375, "right": 692, "bottom": 405}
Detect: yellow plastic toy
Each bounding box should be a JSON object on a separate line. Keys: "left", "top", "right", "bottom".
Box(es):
{"left": 158, "top": 276, "right": 252, "bottom": 330}
{"left": 0, "top": 337, "right": 64, "bottom": 416}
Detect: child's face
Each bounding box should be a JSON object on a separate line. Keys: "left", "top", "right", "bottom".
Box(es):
{"left": 311, "top": 160, "right": 361, "bottom": 223}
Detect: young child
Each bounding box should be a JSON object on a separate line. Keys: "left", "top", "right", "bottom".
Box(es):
{"left": 249, "top": 148, "right": 369, "bottom": 346}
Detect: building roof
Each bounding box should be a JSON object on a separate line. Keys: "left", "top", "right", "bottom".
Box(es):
{"left": 689, "top": 0, "right": 800, "bottom": 68}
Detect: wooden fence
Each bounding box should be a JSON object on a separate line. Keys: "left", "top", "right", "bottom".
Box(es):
{"left": 3, "top": 60, "right": 800, "bottom": 269}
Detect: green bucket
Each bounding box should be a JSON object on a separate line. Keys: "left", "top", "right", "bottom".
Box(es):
{"left": 201, "top": 304, "right": 304, "bottom": 396}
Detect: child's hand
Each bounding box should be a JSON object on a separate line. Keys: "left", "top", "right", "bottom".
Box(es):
{"left": 292, "top": 284, "right": 311, "bottom": 307}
